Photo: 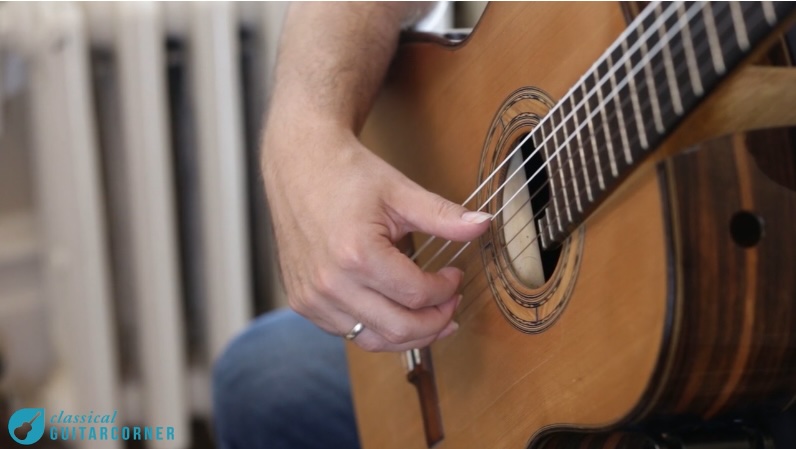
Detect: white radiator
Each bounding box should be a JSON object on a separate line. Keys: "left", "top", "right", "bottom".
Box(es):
{"left": 0, "top": 2, "right": 288, "bottom": 448}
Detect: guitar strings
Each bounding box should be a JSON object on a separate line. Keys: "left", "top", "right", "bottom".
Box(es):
{"left": 407, "top": 0, "right": 682, "bottom": 263}
{"left": 418, "top": 6, "right": 729, "bottom": 291}
{"left": 415, "top": 0, "right": 714, "bottom": 273}
{"left": 440, "top": 32, "right": 709, "bottom": 303}
{"left": 410, "top": 1, "right": 670, "bottom": 261}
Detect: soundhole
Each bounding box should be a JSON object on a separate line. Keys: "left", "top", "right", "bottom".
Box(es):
{"left": 478, "top": 86, "right": 582, "bottom": 333}
{"left": 730, "top": 210, "right": 764, "bottom": 248}
{"left": 501, "top": 133, "right": 562, "bottom": 287}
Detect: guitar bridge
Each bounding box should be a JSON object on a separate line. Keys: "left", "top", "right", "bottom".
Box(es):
{"left": 405, "top": 348, "right": 444, "bottom": 447}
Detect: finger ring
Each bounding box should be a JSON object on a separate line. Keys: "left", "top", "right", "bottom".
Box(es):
{"left": 344, "top": 322, "right": 365, "bottom": 340}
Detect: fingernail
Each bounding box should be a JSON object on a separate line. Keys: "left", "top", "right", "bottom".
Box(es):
{"left": 461, "top": 211, "right": 492, "bottom": 224}
{"left": 439, "top": 321, "right": 459, "bottom": 339}
{"left": 455, "top": 294, "right": 463, "bottom": 308}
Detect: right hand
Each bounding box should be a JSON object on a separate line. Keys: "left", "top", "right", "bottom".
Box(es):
{"left": 262, "top": 122, "right": 491, "bottom": 352}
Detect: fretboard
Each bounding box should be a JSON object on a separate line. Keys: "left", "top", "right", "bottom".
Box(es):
{"left": 537, "top": 1, "right": 794, "bottom": 248}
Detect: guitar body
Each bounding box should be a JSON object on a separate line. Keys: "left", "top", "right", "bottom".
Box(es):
{"left": 349, "top": 3, "right": 796, "bottom": 448}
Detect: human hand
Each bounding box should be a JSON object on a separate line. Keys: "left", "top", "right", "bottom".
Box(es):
{"left": 262, "top": 123, "right": 491, "bottom": 352}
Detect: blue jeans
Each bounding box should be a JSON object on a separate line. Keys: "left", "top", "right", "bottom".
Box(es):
{"left": 212, "top": 309, "right": 361, "bottom": 449}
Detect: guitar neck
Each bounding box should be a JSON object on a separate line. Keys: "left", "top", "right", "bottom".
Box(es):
{"left": 537, "top": 1, "right": 794, "bottom": 248}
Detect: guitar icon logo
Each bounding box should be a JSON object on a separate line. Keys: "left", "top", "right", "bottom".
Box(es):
{"left": 7, "top": 408, "right": 45, "bottom": 445}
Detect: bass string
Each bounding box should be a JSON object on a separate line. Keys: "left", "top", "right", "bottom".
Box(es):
{"left": 413, "top": 0, "right": 739, "bottom": 273}
{"left": 447, "top": 147, "right": 622, "bottom": 317}
{"left": 422, "top": 47, "right": 708, "bottom": 301}
{"left": 408, "top": 0, "right": 683, "bottom": 262}
{"left": 419, "top": 9, "right": 718, "bottom": 275}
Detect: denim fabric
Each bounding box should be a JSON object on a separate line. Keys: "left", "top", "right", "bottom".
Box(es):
{"left": 212, "top": 309, "right": 360, "bottom": 449}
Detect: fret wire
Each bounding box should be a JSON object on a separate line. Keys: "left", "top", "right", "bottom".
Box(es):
{"left": 558, "top": 104, "right": 583, "bottom": 214}
{"left": 730, "top": 2, "right": 750, "bottom": 50}
{"left": 716, "top": 3, "right": 746, "bottom": 73}
{"left": 545, "top": 0, "right": 688, "bottom": 196}
{"left": 667, "top": 5, "right": 699, "bottom": 114}
{"left": 531, "top": 0, "right": 682, "bottom": 192}
{"left": 636, "top": 16, "right": 665, "bottom": 134}
{"left": 684, "top": 4, "right": 720, "bottom": 92}
{"left": 561, "top": 3, "right": 734, "bottom": 199}
{"left": 413, "top": 0, "right": 792, "bottom": 264}
{"left": 568, "top": 94, "right": 594, "bottom": 203}
{"left": 593, "top": 69, "right": 619, "bottom": 177}
{"left": 703, "top": 2, "right": 727, "bottom": 74}
{"left": 536, "top": 0, "right": 784, "bottom": 229}
{"left": 678, "top": 2, "right": 704, "bottom": 95}
{"left": 656, "top": 2, "right": 684, "bottom": 116}
{"left": 762, "top": 1, "right": 776, "bottom": 25}
{"left": 453, "top": 5, "right": 769, "bottom": 263}
{"left": 620, "top": 36, "right": 649, "bottom": 150}
{"left": 524, "top": 0, "right": 787, "bottom": 245}
{"left": 527, "top": 0, "right": 686, "bottom": 202}
{"left": 536, "top": 1, "right": 712, "bottom": 240}
{"left": 541, "top": 120, "right": 565, "bottom": 234}
{"left": 580, "top": 82, "right": 606, "bottom": 191}
{"left": 548, "top": 116, "right": 573, "bottom": 227}
{"left": 741, "top": 2, "right": 772, "bottom": 47}
{"left": 607, "top": 51, "right": 633, "bottom": 164}
{"left": 713, "top": 2, "right": 741, "bottom": 52}
{"left": 546, "top": 0, "right": 698, "bottom": 198}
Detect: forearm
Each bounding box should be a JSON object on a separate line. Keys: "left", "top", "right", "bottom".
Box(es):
{"left": 265, "top": 2, "right": 430, "bottom": 135}
{"left": 259, "top": 2, "right": 487, "bottom": 352}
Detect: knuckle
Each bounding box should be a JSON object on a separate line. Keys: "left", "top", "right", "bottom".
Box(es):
{"left": 403, "top": 288, "right": 429, "bottom": 309}
{"left": 312, "top": 268, "right": 341, "bottom": 298}
{"left": 334, "top": 243, "right": 366, "bottom": 272}
{"left": 383, "top": 323, "right": 412, "bottom": 344}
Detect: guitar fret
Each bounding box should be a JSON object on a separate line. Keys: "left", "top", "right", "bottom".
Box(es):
{"left": 762, "top": 1, "right": 776, "bottom": 25}
{"left": 619, "top": 37, "right": 648, "bottom": 151}
{"left": 741, "top": 2, "right": 773, "bottom": 49}
{"left": 532, "top": 128, "right": 544, "bottom": 151}
{"left": 534, "top": 0, "right": 796, "bottom": 247}
{"left": 730, "top": 2, "right": 750, "bottom": 51}
{"left": 550, "top": 111, "right": 575, "bottom": 222}
{"left": 534, "top": 123, "right": 555, "bottom": 247}
{"left": 606, "top": 52, "right": 633, "bottom": 164}
{"left": 592, "top": 70, "right": 619, "bottom": 177}
{"left": 716, "top": 4, "right": 746, "bottom": 72}
{"left": 580, "top": 82, "right": 605, "bottom": 190}
{"left": 541, "top": 120, "right": 565, "bottom": 234}
{"left": 703, "top": 2, "right": 727, "bottom": 75}
{"left": 568, "top": 94, "right": 593, "bottom": 203}
{"left": 558, "top": 105, "right": 583, "bottom": 214}
{"left": 625, "top": 23, "right": 663, "bottom": 157}
{"left": 668, "top": 6, "right": 701, "bottom": 116}
{"left": 687, "top": 7, "right": 722, "bottom": 93}
{"left": 655, "top": 2, "right": 684, "bottom": 116}
{"left": 636, "top": 18, "right": 665, "bottom": 135}
{"left": 678, "top": 2, "right": 704, "bottom": 96}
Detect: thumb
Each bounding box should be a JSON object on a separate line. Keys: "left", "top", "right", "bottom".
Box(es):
{"left": 392, "top": 183, "right": 492, "bottom": 242}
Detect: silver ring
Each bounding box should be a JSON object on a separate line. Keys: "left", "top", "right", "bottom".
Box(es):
{"left": 344, "top": 322, "right": 365, "bottom": 341}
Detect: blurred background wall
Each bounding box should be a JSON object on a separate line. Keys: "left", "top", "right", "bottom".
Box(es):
{"left": 0, "top": 2, "right": 485, "bottom": 449}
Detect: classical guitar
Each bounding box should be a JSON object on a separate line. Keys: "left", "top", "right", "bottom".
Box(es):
{"left": 347, "top": 2, "right": 796, "bottom": 448}
{"left": 13, "top": 411, "right": 41, "bottom": 441}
